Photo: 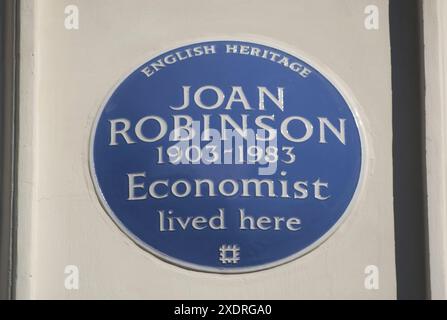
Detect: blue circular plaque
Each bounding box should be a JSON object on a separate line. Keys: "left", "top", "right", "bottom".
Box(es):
{"left": 90, "top": 40, "right": 363, "bottom": 273}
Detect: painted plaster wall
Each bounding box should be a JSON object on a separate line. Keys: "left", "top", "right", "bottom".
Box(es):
{"left": 16, "top": 0, "right": 395, "bottom": 299}
{"left": 424, "top": 0, "right": 447, "bottom": 300}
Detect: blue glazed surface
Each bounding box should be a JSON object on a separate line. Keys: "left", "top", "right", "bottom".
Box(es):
{"left": 91, "top": 41, "right": 362, "bottom": 272}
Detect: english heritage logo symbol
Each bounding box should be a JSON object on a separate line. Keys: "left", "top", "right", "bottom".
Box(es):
{"left": 90, "top": 40, "right": 364, "bottom": 273}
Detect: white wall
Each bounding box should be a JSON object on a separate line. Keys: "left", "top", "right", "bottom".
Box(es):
{"left": 16, "top": 0, "right": 396, "bottom": 299}
{"left": 424, "top": 0, "right": 447, "bottom": 300}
